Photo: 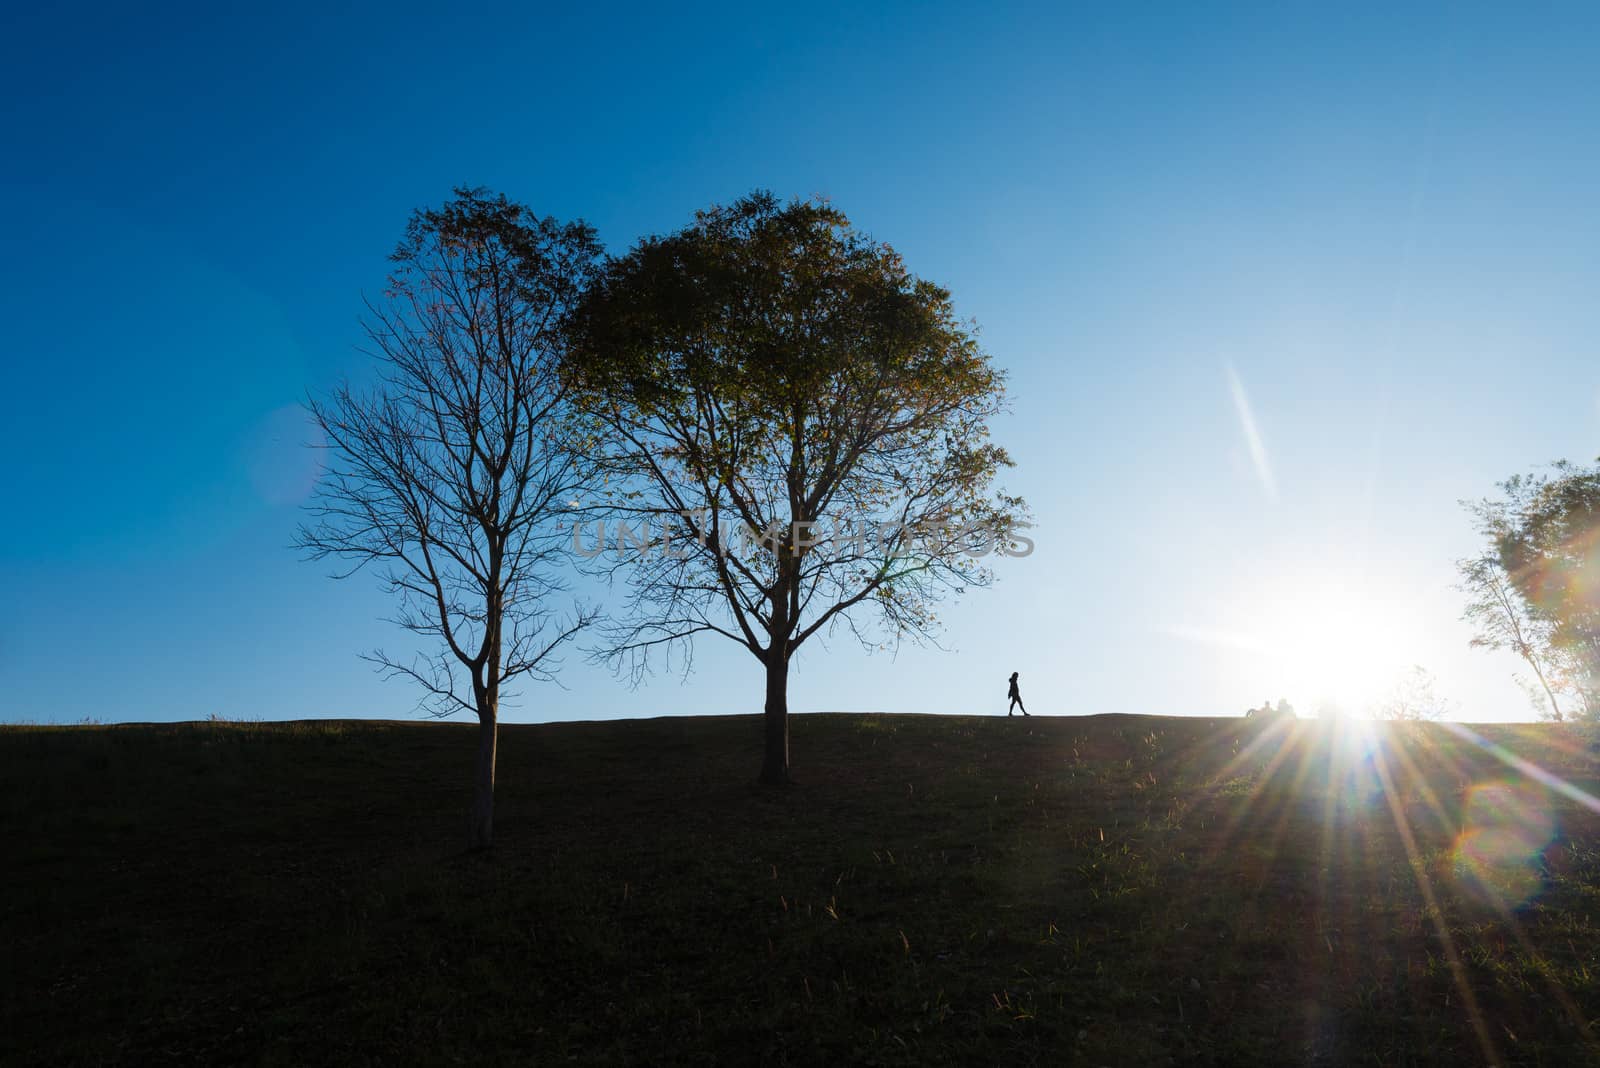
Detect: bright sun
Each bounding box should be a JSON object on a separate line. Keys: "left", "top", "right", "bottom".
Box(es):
{"left": 1261, "top": 581, "right": 1418, "bottom": 717}
{"left": 1168, "top": 573, "right": 1427, "bottom": 720}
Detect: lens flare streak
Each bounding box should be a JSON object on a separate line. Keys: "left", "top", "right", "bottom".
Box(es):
{"left": 1440, "top": 721, "right": 1600, "bottom": 816}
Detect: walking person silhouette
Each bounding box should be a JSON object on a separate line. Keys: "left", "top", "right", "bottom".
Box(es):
{"left": 1008, "top": 671, "right": 1029, "bottom": 716}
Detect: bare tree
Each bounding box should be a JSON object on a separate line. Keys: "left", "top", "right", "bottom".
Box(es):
{"left": 570, "top": 193, "right": 1029, "bottom": 784}
{"left": 298, "top": 189, "right": 603, "bottom": 848}
{"left": 1374, "top": 665, "right": 1452, "bottom": 722}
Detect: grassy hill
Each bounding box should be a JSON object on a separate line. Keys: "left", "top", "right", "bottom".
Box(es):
{"left": 7, "top": 713, "right": 1600, "bottom": 1065}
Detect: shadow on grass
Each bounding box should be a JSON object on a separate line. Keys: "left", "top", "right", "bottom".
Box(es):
{"left": 5, "top": 714, "right": 1600, "bottom": 1065}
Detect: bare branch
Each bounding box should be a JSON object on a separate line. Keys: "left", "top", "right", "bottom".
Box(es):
{"left": 298, "top": 189, "right": 604, "bottom": 721}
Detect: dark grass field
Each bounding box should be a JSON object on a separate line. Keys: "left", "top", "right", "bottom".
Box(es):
{"left": 8, "top": 713, "right": 1600, "bottom": 1066}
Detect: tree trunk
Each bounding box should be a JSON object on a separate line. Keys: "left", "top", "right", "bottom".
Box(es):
{"left": 470, "top": 703, "right": 498, "bottom": 849}
{"left": 759, "top": 651, "right": 791, "bottom": 785}
{"left": 1526, "top": 657, "right": 1564, "bottom": 721}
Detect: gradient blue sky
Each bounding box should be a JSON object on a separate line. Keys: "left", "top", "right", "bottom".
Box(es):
{"left": 3, "top": 3, "right": 1598, "bottom": 725}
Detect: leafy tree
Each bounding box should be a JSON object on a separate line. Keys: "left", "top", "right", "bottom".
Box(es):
{"left": 298, "top": 189, "right": 603, "bottom": 847}
{"left": 1457, "top": 551, "right": 1570, "bottom": 719}
{"left": 570, "top": 192, "right": 1029, "bottom": 784}
{"left": 1458, "top": 461, "right": 1600, "bottom": 721}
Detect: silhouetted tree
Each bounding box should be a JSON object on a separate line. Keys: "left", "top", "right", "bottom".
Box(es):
{"left": 1457, "top": 550, "right": 1569, "bottom": 719}
{"left": 569, "top": 192, "right": 1029, "bottom": 784}
{"left": 298, "top": 189, "right": 603, "bottom": 847}
{"left": 1459, "top": 462, "right": 1600, "bottom": 721}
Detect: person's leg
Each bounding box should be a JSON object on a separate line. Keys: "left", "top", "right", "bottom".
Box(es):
{"left": 1008, "top": 697, "right": 1016, "bottom": 716}
{"left": 1020, "top": 699, "right": 1029, "bottom": 716}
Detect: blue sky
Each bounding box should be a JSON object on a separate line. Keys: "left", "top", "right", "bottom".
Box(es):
{"left": 3, "top": 3, "right": 1598, "bottom": 724}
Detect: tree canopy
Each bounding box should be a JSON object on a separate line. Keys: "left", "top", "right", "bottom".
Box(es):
{"left": 569, "top": 192, "right": 1029, "bottom": 782}
{"left": 1459, "top": 459, "right": 1600, "bottom": 721}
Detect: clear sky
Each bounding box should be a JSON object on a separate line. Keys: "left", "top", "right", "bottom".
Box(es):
{"left": 3, "top": 3, "right": 1598, "bottom": 725}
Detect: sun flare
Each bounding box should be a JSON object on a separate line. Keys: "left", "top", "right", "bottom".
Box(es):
{"left": 1273, "top": 588, "right": 1412, "bottom": 715}
{"left": 1188, "top": 574, "right": 1427, "bottom": 718}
